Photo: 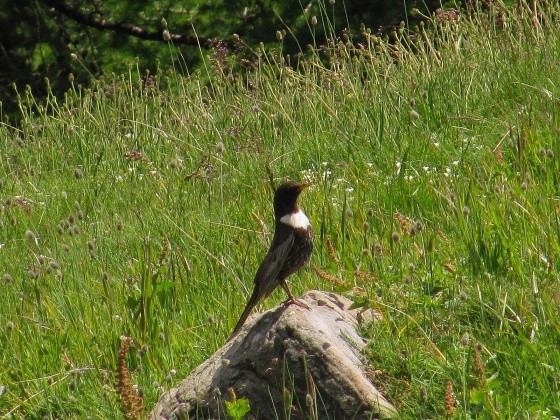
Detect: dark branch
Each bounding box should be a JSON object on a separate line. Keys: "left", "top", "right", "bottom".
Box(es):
{"left": 38, "top": 0, "right": 215, "bottom": 47}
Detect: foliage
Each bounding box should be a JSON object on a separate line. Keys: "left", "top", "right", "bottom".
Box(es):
{"left": 225, "top": 398, "right": 251, "bottom": 420}
{"left": 1, "top": 1, "right": 560, "bottom": 418}
{"left": 1, "top": 0, "right": 453, "bottom": 121}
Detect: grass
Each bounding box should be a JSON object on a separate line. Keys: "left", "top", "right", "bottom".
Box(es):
{"left": 1, "top": 1, "right": 560, "bottom": 418}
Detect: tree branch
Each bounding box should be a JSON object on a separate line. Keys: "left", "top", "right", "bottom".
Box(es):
{"left": 39, "top": 0, "right": 215, "bottom": 47}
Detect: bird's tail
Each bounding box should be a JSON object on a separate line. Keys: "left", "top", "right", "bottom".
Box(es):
{"left": 228, "top": 288, "right": 261, "bottom": 340}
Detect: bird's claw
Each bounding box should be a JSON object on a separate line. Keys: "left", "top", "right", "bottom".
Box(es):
{"left": 282, "top": 297, "right": 311, "bottom": 310}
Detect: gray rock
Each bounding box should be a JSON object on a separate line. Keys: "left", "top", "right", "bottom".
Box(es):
{"left": 150, "top": 290, "right": 396, "bottom": 419}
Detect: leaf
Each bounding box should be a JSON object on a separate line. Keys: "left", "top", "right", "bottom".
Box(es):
{"left": 348, "top": 298, "right": 368, "bottom": 310}
{"left": 469, "top": 388, "right": 485, "bottom": 405}
{"left": 155, "top": 281, "right": 175, "bottom": 293}
{"left": 424, "top": 284, "right": 447, "bottom": 296}
{"left": 31, "top": 43, "right": 55, "bottom": 72}
{"left": 225, "top": 398, "right": 251, "bottom": 420}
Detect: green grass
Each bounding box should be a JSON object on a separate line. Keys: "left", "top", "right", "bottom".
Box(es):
{"left": 1, "top": 1, "right": 560, "bottom": 418}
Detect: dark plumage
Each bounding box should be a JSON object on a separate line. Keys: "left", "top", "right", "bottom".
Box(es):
{"left": 229, "top": 181, "right": 313, "bottom": 339}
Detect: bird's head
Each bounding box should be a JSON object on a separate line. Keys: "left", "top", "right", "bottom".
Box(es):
{"left": 273, "top": 181, "right": 310, "bottom": 220}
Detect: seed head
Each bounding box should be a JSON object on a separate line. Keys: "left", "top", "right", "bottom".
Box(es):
{"left": 410, "top": 110, "right": 420, "bottom": 120}
{"left": 462, "top": 206, "right": 470, "bottom": 217}
{"left": 444, "top": 380, "right": 456, "bottom": 415}
{"left": 546, "top": 149, "right": 554, "bottom": 159}
{"left": 311, "top": 16, "right": 318, "bottom": 26}
{"left": 2, "top": 273, "right": 13, "bottom": 283}
{"left": 6, "top": 320, "right": 15, "bottom": 331}
{"left": 276, "top": 30, "right": 283, "bottom": 41}
{"left": 391, "top": 231, "right": 400, "bottom": 243}
{"left": 459, "top": 291, "right": 468, "bottom": 301}
{"left": 162, "top": 30, "right": 171, "bottom": 42}
{"left": 460, "top": 332, "right": 470, "bottom": 346}
{"left": 48, "top": 261, "right": 60, "bottom": 270}
{"left": 420, "top": 385, "right": 428, "bottom": 401}
{"left": 25, "top": 230, "right": 36, "bottom": 241}
{"left": 305, "top": 393, "right": 314, "bottom": 407}
{"left": 74, "top": 168, "right": 84, "bottom": 179}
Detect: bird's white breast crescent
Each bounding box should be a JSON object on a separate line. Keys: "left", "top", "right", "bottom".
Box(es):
{"left": 280, "top": 210, "right": 310, "bottom": 229}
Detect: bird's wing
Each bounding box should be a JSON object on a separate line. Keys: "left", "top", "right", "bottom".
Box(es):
{"left": 254, "top": 231, "right": 295, "bottom": 287}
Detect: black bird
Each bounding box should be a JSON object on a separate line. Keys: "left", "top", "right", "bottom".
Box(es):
{"left": 230, "top": 181, "right": 313, "bottom": 339}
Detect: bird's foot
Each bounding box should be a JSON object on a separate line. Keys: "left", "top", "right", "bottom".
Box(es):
{"left": 282, "top": 296, "right": 311, "bottom": 310}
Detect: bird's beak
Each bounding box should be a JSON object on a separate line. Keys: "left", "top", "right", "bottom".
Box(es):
{"left": 298, "top": 183, "right": 311, "bottom": 192}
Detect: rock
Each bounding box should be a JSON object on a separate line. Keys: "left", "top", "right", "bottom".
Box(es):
{"left": 150, "top": 290, "right": 397, "bottom": 419}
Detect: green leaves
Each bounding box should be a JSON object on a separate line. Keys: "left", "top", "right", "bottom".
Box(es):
{"left": 225, "top": 398, "right": 251, "bottom": 420}
{"left": 31, "top": 43, "right": 55, "bottom": 72}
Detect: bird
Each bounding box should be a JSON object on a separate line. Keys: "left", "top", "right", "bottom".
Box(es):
{"left": 229, "top": 181, "right": 314, "bottom": 339}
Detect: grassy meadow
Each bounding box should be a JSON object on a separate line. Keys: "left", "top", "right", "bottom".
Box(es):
{"left": 1, "top": 2, "right": 560, "bottom": 418}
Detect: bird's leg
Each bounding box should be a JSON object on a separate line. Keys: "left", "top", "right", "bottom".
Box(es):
{"left": 280, "top": 281, "right": 310, "bottom": 309}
